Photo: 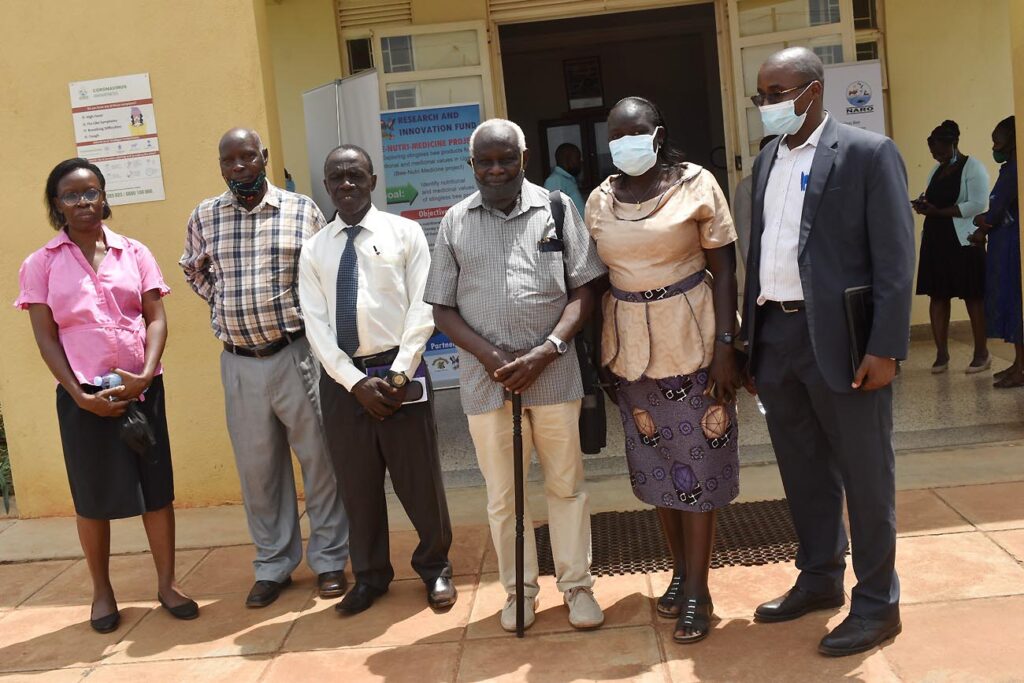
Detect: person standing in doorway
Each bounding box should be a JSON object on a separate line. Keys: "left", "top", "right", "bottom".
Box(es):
{"left": 972, "top": 116, "right": 1023, "bottom": 387}
{"left": 742, "top": 48, "right": 914, "bottom": 657}
{"left": 17, "top": 158, "right": 198, "bottom": 632}
{"left": 586, "top": 96, "right": 743, "bottom": 644}
{"left": 731, "top": 135, "right": 778, "bottom": 266}
{"left": 298, "top": 144, "right": 456, "bottom": 615}
{"left": 180, "top": 128, "right": 350, "bottom": 609}
{"left": 913, "top": 120, "right": 991, "bottom": 374}
{"left": 544, "top": 142, "right": 587, "bottom": 216}
{"left": 425, "top": 119, "right": 607, "bottom": 632}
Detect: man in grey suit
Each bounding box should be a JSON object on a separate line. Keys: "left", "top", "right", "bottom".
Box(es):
{"left": 740, "top": 48, "right": 914, "bottom": 657}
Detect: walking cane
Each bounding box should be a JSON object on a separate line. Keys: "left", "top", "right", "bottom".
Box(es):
{"left": 512, "top": 392, "right": 525, "bottom": 637}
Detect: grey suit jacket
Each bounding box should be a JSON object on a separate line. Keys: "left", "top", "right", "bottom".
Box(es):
{"left": 740, "top": 116, "right": 916, "bottom": 393}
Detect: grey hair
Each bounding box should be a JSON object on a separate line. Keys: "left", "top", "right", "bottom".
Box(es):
{"left": 765, "top": 47, "right": 825, "bottom": 83}
{"left": 469, "top": 118, "right": 527, "bottom": 155}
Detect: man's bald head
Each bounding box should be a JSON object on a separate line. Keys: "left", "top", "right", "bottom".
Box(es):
{"left": 761, "top": 47, "right": 825, "bottom": 85}
{"left": 219, "top": 128, "right": 265, "bottom": 155}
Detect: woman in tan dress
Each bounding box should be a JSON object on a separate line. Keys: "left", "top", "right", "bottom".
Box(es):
{"left": 585, "top": 97, "right": 742, "bottom": 644}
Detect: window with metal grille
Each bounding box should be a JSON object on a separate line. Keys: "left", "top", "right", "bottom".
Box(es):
{"left": 386, "top": 85, "right": 418, "bottom": 109}
{"left": 381, "top": 35, "right": 414, "bottom": 73}
{"left": 856, "top": 40, "right": 879, "bottom": 61}
{"left": 853, "top": 0, "right": 878, "bottom": 30}
{"left": 809, "top": 0, "right": 841, "bottom": 26}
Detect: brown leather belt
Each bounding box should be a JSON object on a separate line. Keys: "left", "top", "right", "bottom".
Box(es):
{"left": 223, "top": 330, "right": 305, "bottom": 358}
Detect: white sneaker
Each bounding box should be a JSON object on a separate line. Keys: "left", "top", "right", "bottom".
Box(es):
{"left": 564, "top": 586, "right": 604, "bottom": 630}
{"left": 500, "top": 594, "right": 538, "bottom": 632}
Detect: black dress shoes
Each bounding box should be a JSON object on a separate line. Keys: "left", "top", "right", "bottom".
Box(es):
{"left": 158, "top": 593, "right": 200, "bottom": 620}
{"left": 90, "top": 608, "right": 120, "bottom": 634}
{"left": 819, "top": 613, "right": 902, "bottom": 657}
{"left": 318, "top": 571, "right": 349, "bottom": 599}
{"left": 335, "top": 582, "right": 386, "bottom": 615}
{"left": 754, "top": 586, "right": 845, "bottom": 623}
{"left": 426, "top": 576, "right": 458, "bottom": 610}
{"left": 245, "top": 576, "right": 292, "bottom": 608}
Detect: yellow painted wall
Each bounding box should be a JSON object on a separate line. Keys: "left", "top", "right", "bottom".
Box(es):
{"left": 0, "top": 0, "right": 283, "bottom": 517}
{"left": 411, "top": 0, "right": 486, "bottom": 24}
{"left": 886, "top": 0, "right": 1013, "bottom": 325}
{"left": 266, "top": 0, "right": 343, "bottom": 196}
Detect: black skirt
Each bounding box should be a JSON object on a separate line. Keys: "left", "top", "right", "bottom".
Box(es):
{"left": 56, "top": 374, "right": 174, "bottom": 520}
{"left": 916, "top": 217, "right": 986, "bottom": 300}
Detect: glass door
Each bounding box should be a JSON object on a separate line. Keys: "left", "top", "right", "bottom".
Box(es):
{"left": 727, "top": 0, "right": 857, "bottom": 174}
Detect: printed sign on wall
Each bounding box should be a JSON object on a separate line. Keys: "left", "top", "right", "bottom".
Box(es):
{"left": 69, "top": 73, "right": 165, "bottom": 205}
{"left": 823, "top": 60, "right": 887, "bottom": 136}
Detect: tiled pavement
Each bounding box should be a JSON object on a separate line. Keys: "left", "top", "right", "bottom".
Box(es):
{"left": 1, "top": 462, "right": 1023, "bottom": 682}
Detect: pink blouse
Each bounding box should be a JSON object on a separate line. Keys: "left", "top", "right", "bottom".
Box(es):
{"left": 14, "top": 225, "right": 170, "bottom": 385}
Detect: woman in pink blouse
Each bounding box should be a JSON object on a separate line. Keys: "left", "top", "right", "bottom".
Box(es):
{"left": 16, "top": 158, "right": 197, "bottom": 632}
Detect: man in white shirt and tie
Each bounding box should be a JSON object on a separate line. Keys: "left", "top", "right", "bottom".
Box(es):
{"left": 298, "top": 144, "right": 455, "bottom": 615}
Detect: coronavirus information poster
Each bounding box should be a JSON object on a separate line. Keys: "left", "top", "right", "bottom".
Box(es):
{"left": 69, "top": 73, "right": 166, "bottom": 205}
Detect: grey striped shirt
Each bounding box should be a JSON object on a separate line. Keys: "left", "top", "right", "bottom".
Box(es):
{"left": 424, "top": 180, "right": 606, "bottom": 415}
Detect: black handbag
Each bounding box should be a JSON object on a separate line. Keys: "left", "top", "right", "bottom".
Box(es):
{"left": 549, "top": 190, "right": 607, "bottom": 455}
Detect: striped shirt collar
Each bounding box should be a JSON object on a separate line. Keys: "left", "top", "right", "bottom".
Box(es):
{"left": 466, "top": 179, "right": 549, "bottom": 217}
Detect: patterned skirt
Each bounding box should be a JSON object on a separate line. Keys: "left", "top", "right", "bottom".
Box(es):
{"left": 613, "top": 368, "right": 739, "bottom": 511}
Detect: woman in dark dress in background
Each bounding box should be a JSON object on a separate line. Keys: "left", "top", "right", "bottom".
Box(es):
{"left": 971, "top": 116, "right": 1023, "bottom": 387}
{"left": 914, "top": 120, "right": 990, "bottom": 374}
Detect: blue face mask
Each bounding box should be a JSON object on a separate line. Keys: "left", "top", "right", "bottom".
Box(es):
{"left": 609, "top": 127, "right": 662, "bottom": 176}
{"left": 759, "top": 83, "right": 815, "bottom": 136}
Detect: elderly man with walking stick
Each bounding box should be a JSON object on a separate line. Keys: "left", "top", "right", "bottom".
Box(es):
{"left": 424, "top": 118, "right": 607, "bottom": 633}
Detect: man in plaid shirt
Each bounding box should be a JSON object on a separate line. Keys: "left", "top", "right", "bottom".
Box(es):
{"left": 180, "top": 128, "right": 349, "bottom": 608}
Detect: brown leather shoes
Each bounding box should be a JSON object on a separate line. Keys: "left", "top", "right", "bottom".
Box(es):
{"left": 318, "top": 571, "right": 348, "bottom": 599}
{"left": 426, "top": 576, "right": 458, "bottom": 610}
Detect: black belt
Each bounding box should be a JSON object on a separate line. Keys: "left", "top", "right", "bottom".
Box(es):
{"left": 767, "top": 300, "right": 806, "bottom": 313}
{"left": 352, "top": 347, "right": 399, "bottom": 371}
{"left": 223, "top": 330, "right": 305, "bottom": 358}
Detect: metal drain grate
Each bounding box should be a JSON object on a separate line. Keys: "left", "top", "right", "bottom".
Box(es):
{"left": 535, "top": 499, "right": 799, "bottom": 576}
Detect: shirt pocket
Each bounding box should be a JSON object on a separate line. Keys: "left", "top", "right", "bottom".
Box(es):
{"left": 537, "top": 250, "right": 567, "bottom": 296}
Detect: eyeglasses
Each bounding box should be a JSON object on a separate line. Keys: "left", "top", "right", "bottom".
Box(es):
{"left": 57, "top": 188, "right": 103, "bottom": 206}
{"left": 468, "top": 153, "right": 523, "bottom": 171}
{"left": 750, "top": 82, "right": 814, "bottom": 108}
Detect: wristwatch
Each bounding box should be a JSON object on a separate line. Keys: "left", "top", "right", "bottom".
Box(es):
{"left": 546, "top": 334, "right": 569, "bottom": 354}
{"left": 715, "top": 332, "right": 736, "bottom": 345}
{"left": 386, "top": 370, "right": 409, "bottom": 388}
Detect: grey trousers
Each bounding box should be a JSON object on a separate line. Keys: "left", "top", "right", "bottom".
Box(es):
{"left": 220, "top": 337, "right": 350, "bottom": 582}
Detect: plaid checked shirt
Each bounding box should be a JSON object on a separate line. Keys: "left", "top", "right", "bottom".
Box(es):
{"left": 424, "top": 180, "right": 607, "bottom": 415}
{"left": 180, "top": 183, "right": 327, "bottom": 347}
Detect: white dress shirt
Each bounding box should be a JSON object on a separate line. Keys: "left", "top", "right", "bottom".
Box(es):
{"left": 758, "top": 114, "right": 829, "bottom": 304}
{"left": 298, "top": 204, "right": 434, "bottom": 391}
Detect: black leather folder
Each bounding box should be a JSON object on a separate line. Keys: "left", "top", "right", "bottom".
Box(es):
{"left": 844, "top": 285, "right": 873, "bottom": 375}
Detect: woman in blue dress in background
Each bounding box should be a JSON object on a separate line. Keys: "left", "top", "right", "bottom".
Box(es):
{"left": 971, "top": 116, "right": 1022, "bottom": 387}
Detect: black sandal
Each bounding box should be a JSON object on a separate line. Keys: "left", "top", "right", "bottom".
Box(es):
{"left": 656, "top": 573, "right": 685, "bottom": 618}
{"left": 673, "top": 596, "right": 714, "bottom": 644}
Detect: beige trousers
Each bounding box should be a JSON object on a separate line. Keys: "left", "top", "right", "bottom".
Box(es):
{"left": 467, "top": 399, "right": 593, "bottom": 597}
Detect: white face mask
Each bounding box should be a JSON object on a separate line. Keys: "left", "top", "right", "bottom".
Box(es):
{"left": 758, "top": 83, "right": 815, "bottom": 136}
{"left": 609, "top": 127, "right": 662, "bottom": 176}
